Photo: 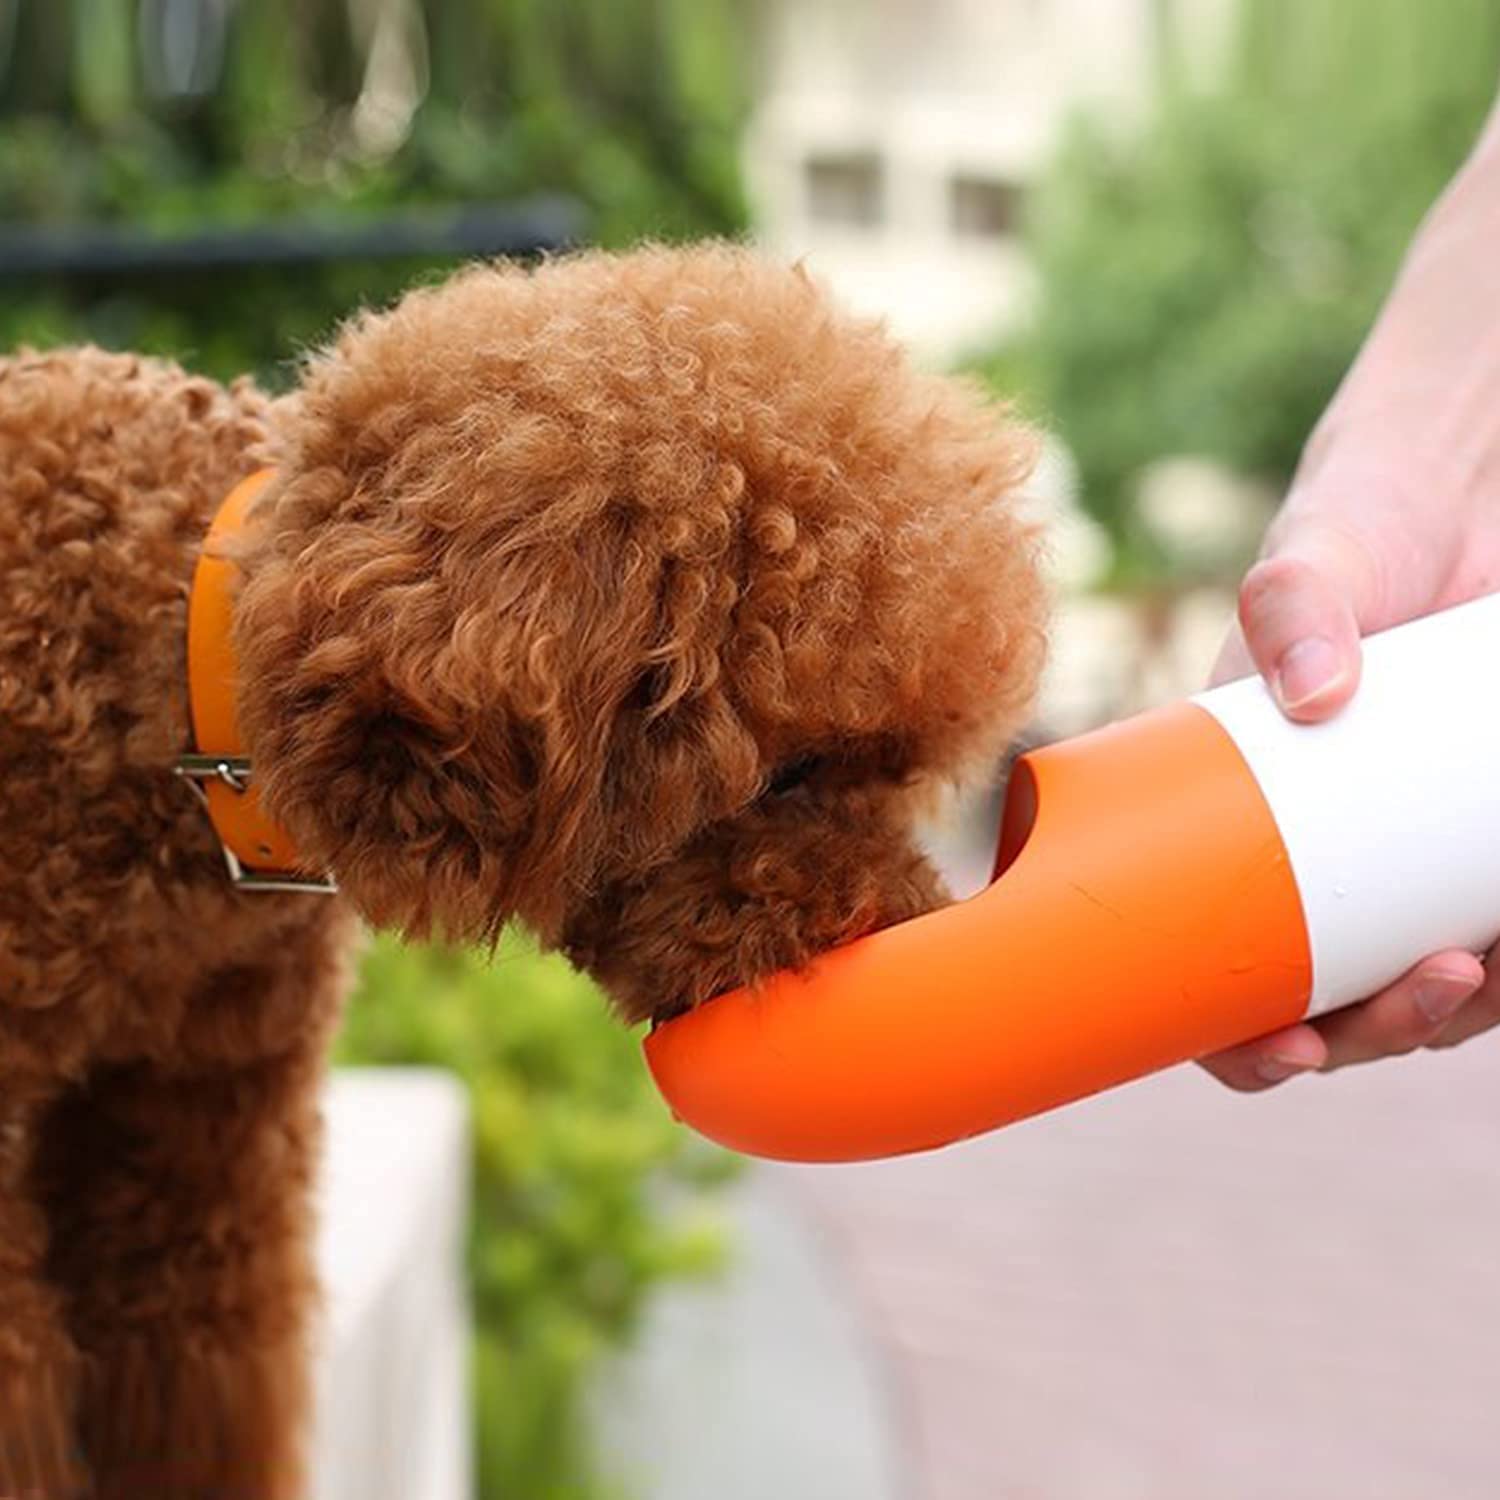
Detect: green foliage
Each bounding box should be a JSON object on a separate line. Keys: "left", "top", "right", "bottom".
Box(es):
{"left": 416, "top": 0, "right": 750, "bottom": 244}
{"left": 0, "top": 0, "right": 752, "bottom": 383}
{"left": 994, "top": 0, "right": 1500, "bottom": 539}
{"left": 336, "top": 933, "right": 737, "bottom": 1500}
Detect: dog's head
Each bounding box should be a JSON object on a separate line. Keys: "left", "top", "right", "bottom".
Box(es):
{"left": 236, "top": 246, "right": 1045, "bottom": 1021}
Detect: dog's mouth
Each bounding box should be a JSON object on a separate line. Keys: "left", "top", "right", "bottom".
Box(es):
{"left": 564, "top": 737, "right": 946, "bottom": 1026}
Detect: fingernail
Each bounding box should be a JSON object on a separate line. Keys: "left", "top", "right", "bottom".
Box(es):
{"left": 1255, "top": 1054, "right": 1312, "bottom": 1084}
{"left": 1274, "top": 636, "right": 1344, "bottom": 711}
{"left": 1414, "top": 973, "right": 1477, "bottom": 1025}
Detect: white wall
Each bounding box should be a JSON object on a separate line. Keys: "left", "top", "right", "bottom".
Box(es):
{"left": 312, "top": 1069, "right": 472, "bottom": 1500}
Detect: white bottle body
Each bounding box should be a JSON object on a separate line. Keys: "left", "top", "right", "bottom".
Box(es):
{"left": 1195, "top": 592, "right": 1500, "bottom": 1017}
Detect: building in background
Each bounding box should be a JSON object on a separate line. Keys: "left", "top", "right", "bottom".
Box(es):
{"left": 744, "top": 0, "right": 1232, "bottom": 364}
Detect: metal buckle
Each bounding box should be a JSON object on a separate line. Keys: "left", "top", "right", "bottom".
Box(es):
{"left": 174, "top": 754, "right": 338, "bottom": 895}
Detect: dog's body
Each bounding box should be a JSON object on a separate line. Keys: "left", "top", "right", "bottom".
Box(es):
{"left": 0, "top": 246, "right": 1043, "bottom": 1493}
{"left": 1, "top": 347, "right": 353, "bottom": 1494}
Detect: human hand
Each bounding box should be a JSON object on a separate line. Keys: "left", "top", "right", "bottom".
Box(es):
{"left": 1198, "top": 460, "right": 1500, "bottom": 1090}
{"left": 1189, "top": 95, "right": 1500, "bottom": 1089}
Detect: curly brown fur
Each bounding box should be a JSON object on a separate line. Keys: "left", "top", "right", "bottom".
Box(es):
{"left": 238, "top": 244, "right": 1046, "bottom": 1020}
{"left": 1, "top": 348, "right": 355, "bottom": 1494}
{"left": 0, "top": 244, "right": 1043, "bottom": 1488}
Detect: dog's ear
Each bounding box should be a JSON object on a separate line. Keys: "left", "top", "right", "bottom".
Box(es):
{"left": 232, "top": 469, "right": 666, "bottom": 943}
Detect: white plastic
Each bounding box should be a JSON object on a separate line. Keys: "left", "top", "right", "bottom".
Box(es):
{"left": 1196, "top": 592, "right": 1500, "bottom": 1017}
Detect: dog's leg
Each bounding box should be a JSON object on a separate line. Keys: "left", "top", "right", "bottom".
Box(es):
{"left": 0, "top": 1076, "right": 86, "bottom": 1499}
{"left": 37, "top": 1043, "right": 327, "bottom": 1500}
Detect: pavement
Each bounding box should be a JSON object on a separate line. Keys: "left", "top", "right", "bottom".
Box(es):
{"left": 601, "top": 1032, "right": 1500, "bottom": 1500}
{"left": 590, "top": 1168, "right": 906, "bottom": 1500}
{"left": 778, "top": 1038, "right": 1500, "bottom": 1500}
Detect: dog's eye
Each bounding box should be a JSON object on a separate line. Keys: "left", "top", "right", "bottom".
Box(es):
{"left": 766, "top": 753, "right": 823, "bottom": 797}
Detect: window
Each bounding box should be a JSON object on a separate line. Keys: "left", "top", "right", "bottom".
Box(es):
{"left": 805, "top": 152, "right": 884, "bottom": 229}
{"left": 950, "top": 174, "right": 1022, "bottom": 239}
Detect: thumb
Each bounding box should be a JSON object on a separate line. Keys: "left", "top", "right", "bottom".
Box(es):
{"left": 1227, "top": 522, "right": 1383, "bottom": 723}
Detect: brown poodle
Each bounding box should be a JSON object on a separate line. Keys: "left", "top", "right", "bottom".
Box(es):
{"left": 0, "top": 243, "right": 1045, "bottom": 1495}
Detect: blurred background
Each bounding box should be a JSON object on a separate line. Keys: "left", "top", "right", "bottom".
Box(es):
{"left": 6, "top": 2, "right": 1500, "bottom": 1497}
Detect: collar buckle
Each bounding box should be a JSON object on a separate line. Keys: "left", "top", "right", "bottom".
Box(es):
{"left": 174, "top": 755, "right": 338, "bottom": 895}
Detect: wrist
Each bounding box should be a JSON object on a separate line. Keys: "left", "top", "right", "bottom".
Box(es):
{"left": 1298, "top": 121, "right": 1500, "bottom": 510}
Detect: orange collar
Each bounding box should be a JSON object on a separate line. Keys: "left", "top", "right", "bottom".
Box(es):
{"left": 177, "top": 468, "right": 335, "bottom": 894}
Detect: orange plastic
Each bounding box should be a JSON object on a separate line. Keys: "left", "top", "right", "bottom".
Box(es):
{"left": 643, "top": 700, "right": 1313, "bottom": 1162}
{"left": 186, "top": 468, "right": 308, "bottom": 875}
